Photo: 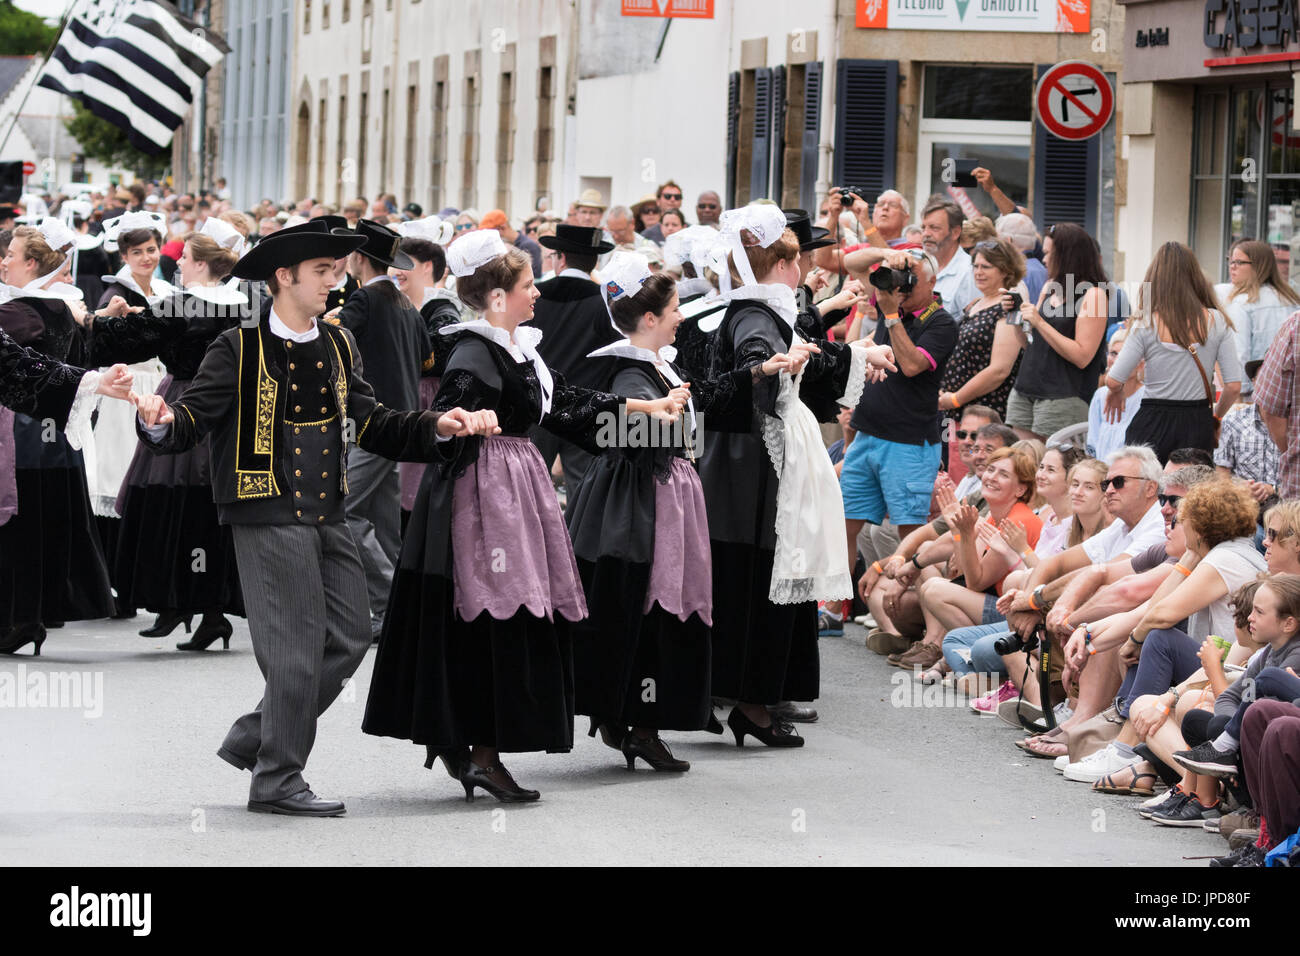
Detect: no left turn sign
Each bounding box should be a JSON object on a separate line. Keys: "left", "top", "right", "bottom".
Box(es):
{"left": 1034, "top": 60, "right": 1114, "bottom": 142}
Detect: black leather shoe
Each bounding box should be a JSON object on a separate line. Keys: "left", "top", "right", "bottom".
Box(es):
{"left": 727, "top": 706, "right": 805, "bottom": 748}
{"left": 460, "top": 761, "right": 540, "bottom": 803}
{"left": 0, "top": 623, "right": 46, "bottom": 656}
{"left": 769, "top": 701, "right": 819, "bottom": 723}
{"left": 587, "top": 717, "right": 627, "bottom": 751}
{"left": 177, "top": 617, "right": 233, "bottom": 651}
{"left": 623, "top": 733, "right": 690, "bottom": 772}
{"left": 140, "top": 611, "right": 192, "bottom": 638}
{"left": 424, "top": 745, "right": 470, "bottom": 781}
{"left": 248, "top": 789, "right": 346, "bottom": 816}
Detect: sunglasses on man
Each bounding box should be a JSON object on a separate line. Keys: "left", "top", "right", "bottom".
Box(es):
{"left": 661, "top": 192, "right": 682, "bottom": 201}
{"left": 1100, "top": 475, "right": 1147, "bottom": 491}
{"left": 1158, "top": 494, "right": 1182, "bottom": 509}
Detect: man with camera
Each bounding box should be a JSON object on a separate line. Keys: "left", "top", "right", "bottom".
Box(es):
{"left": 812, "top": 188, "right": 911, "bottom": 275}
{"left": 839, "top": 248, "right": 958, "bottom": 575}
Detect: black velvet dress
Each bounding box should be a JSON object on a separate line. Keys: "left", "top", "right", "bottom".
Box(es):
{"left": 566, "top": 353, "right": 755, "bottom": 731}
{"left": 698, "top": 296, "right": 858, "bottom": 704}
{"left": 0, "top": 295, "right": 184, "bottom": 628}
{"left": 0, "top": 328, "right": 89, "bottom": 422}
{"left": 113, "top": 289, "right": 247, "bottom": 617}
{"left": 363, "top": 326, "right": 624, "bottom": 754}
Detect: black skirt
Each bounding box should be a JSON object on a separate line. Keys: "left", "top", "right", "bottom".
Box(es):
{"left": 572, "top": 556, "right": 712, "bottom": 730}
{"left": 709, "top": 540, "right": 819, "bottom": 704}
{"left": 1125, "top": 398, "right": 1215, "bottom": 463}
{"left": 113, "top": 378, "right": 243, "bottom": 615}
{"left": 363, "top": 570, "right": 576, "bottom": 753}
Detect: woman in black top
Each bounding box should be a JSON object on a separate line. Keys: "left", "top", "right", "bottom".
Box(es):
{"left": 98, "top": 212, "right": 176, "bottom": 310}
{"left": 114, "top": 234, "right": 248, "bottom": 649}
{"left": 1003, "top": 223, "right": 1109, "bottom": 441}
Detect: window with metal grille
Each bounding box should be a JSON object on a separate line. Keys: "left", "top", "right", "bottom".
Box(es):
{"left": 832, "top": 59, "right": 898, "bottom": 207}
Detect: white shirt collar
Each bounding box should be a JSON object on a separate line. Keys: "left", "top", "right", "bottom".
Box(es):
{"left": 365, "top": 274, "right": 394, "bottom": 287}
{"left": 726, "top": 282, "right": 798, "bottom": 331}
{"left": 102, "top": 266, "right": 175, "bottom": 304}
{"left": 558, "top": 268, "right": 592, "bottom": 280}
{"left": 439, "top": 318, "right": 553, "bottom": 419}
{"left": 268, "top": 306, "right": 320, "bottom": 343}
{"left": 185, "top": 279, "right": 249, "bottom": 305}
{"left": 936, "top": 246, "right": 970, "bottom": 278}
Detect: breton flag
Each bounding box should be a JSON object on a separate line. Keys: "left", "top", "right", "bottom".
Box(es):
{"left": 36, "top": 0, "right": 230, "bottom": 155}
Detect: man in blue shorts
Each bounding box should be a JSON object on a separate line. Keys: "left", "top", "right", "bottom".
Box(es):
{"left": 840, "top": 247, "right": 958, "bottom": 570}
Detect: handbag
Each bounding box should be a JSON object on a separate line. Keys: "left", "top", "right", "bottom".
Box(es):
{"left": 1185, "top": 342, "right": 1221, "bottom": 445}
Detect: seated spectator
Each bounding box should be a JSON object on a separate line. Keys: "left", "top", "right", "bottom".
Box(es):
{"left": 1088, "top": 328, "right": 1145, "bottom": 462}
{"left": 907, "top": 447, "right": 1044, "bottom": 676}
{"left": 950, "top": 406, "right": 1003, "bottom": 493}
{"left": 859, "top": 422, "right": 1014, "bottom": 652}
{"left": 1264, "top": 500, "right": 1300, "bottom": 575}
{"left": 1223, "top": 696, "right": 1300, "bottom": 866}
{"left": 660, "top": 208, "right": 687, "bottom": 238}
{"left": 1215, "top": 360, "right": 1281, "bottom": 514}
{"left": 1058, "top": 480, "right": 1266, "bottom": 792}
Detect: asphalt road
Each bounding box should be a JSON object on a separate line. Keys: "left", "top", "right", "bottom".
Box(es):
{"left": 1, "top": 616, "right": 1221, "bottom": 866}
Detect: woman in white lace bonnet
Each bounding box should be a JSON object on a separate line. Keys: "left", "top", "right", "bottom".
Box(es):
{"left": 696, "top": 203, "right": 894, "bottom": 747}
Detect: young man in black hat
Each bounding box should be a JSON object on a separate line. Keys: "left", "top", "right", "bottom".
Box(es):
{"left": 529, "top": 223, "right": 617, "bottom": 499}
{"left": 331, "top": 219, "right": 433, "bottom": 640}
{"left": 132, "top": 220, "right": 464, "bottom": 817}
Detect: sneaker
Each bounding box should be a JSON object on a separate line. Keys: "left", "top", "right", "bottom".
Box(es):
{"left": 970, "top": 680, "right": 1017, "bottom": 715}
{"left": 1228, "top": 828, "right": 1261, "bottom": 850}
{"left": 1138, "top": 787, "right": 1184, "bottom": 818}
{"left": 1054, "top": 754, "right": 1070, "bottom": 773}
{"left": 997, "top": 697, "right": 1043, "bottom": 728}
{"left": 1219, "top": 808, "right": 1260, "bottom": 842}
{"left": 1151, "top": 794, "right": 1221, "bottom": 828}
{"left": 1173, "top": 741, "right": 1239, "bottom": 778}
{"left": 817, "top": 610, "right": 844, "bottom": 638}
{"left": 853, "top": 614, "right": 877, "bottom": 628}
{"left": 1061, "top": 743, "right": 1141, "bottom": 783}
{"left": 1209, "top": 843, "right": 1266, "bottom": 868}
{"left": 1053, "top": 700, "right": 1073, "bottom": 723}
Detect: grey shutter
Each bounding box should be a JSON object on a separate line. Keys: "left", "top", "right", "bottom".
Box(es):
{"left": 769, "top": 64, "right": 787, "bottom": 204}
{"left": 750, "top": 66, "right": 772, "bottom": 202}
{"left": 832, "top": 59, "right": 898, "bottom": 200}
{"left": 725, "top": 70, "right": 740, "bottom": 208}
{"left": 799, "top": 61, "right": 822, "bottom": 211}
{"left": 1032, "top": 64, "right": 1101, "bottom": 234}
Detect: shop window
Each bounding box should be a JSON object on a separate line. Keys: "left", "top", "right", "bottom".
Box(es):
{"left": 1192, "top": 83, "right": 1300, "bottom": 289}
{"left": 916, "top": 65, "right": 1031, "bottom": 221}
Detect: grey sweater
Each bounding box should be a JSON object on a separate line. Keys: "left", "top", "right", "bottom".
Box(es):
{"left": 1214, "top": 636, "right": 1300, "bottom": 717}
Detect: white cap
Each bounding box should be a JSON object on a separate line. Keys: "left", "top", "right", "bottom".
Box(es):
{"left": 446, "top": 229, "right": 509, "bottom": 277}
{"left": 397, "top": 216, "right": 455, "bottom": 246}
{"left": 103, "top": 210, "right": 167, "bottom": 250}
{"left": 601, "top": 250, "right": 652, "bottom": 304}
{"left": 198, "top": 216, "right": 249, "bottom": 257}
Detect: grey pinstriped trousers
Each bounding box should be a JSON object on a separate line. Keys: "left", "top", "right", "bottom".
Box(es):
{"left": 222, "top": 522, "right": 372, "bottom": 802}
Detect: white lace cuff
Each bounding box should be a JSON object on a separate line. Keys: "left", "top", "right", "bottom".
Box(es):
{"left": 838, "top": 341, "right": 871, "bottom": 409}
{"left": 64, "top": 371, "right": 102, "bottom": 450}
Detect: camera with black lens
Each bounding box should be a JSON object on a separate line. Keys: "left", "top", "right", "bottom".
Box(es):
{"left": 993, "top": 629, "right": 1039, "bottom": 655}
{"left": 869, "top": 264, "right": 918, "bottom": 295}
{"left": 835, "top": 185, "right": 871, "bottom": 204}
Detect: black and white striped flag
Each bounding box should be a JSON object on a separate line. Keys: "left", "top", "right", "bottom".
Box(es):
{"left": 36, "top": 0, "right": 230, "bottom": 155}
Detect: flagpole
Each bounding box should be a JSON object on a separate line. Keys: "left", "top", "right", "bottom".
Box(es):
{"left": 0, "top": 0, "right": 82, "bottom": 157}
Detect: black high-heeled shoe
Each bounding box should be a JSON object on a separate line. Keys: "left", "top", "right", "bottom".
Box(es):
{"left": 459, "top": 760, "right": 540, "bottom": 803}
{"left": 0, "top": 623, "right": 47, "bottom": 656}
{"left": 424, "top": 745, "right": 470, "bottom": 781}
{"left": 622, "top": 733, "right": 690, "bottom": 772}
{"left": 704, "top": 712, "right": 725, "bottom": 735}
{"left": 587, "top": 717, "right": 627, "bottom": 751}
{"left": 176, "top": 616, "right": 233, "bottom": 651}
{"left": 727, "top": 706, "right": 805, "bottom": 748}
{"left": 140, "top": 611, "right": 192, "bottom": 638}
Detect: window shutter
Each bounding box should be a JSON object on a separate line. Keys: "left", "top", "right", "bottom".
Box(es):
{"left": 799, "top": 61, "right": 823, "bottom": 211}
{"left": 750, "top": 66, "right": 772, "bottom": 202}
{"left": 769, "top": 64, "right": 786, "bottom": 204}
{"left": 832, "top": 59, "right": 898, "bottom": 201}
{"left": 1032, "top": 64, "right": 1101, "bottom": 234}
{"left": 726, "top": 70, "right": 740, "bottom": 208}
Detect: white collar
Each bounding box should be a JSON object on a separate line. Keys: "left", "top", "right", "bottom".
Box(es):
{"left": 185, "top": 279, "right": 248, "bottom": 305}
{"left": 268, "top": 306, "right": 320, "bottom": 343}
{"left": 439, "top": 318, "right": 553, "bottom": 419}
{"left": 586, "top": 339, "right": 695, "bottom": 433}
{"left": 936, "top": 246, "right": 970, "bottom": 277}
{"left": 558, "top": 268, "right": 592, "bottom": 280}
{"left": 102, "top": 266, "right": 175, "bottom": 304}
{"left": 726, "top": 282, "right": 798, "bottom": 330}
{"left": 420, "top": 286, "right": 460, "bottom": 308}
{"left": 365, "top": 274, "right": 394, "bottom": 287}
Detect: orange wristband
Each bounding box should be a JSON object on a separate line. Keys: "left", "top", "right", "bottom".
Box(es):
{"left": 1174, "top": 564, "right": 1191, "bottom": 577}
{"left": 1028, "top": 592, "right": 1041, "bottom": 611}
{"left": 953, "top": 533, "right": 962, "bottom": 542}
{"left": 872, "top": 561, "right": 883, "bottom": 574}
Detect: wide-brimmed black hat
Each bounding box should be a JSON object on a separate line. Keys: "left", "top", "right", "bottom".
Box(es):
{"left": 311, "top": 213, "right": 349, "bottom": 232}
{"left": 336, "top": 218, "right": 413, "bottom": 270}
{"left": 231, "top": 220, "right": 367, "bottom": 281}
{"left": 784, "top": 208, "right": 835, "bottom": 251}
{"left": 539, "top": 224, "right": 614, "bottom": 255}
